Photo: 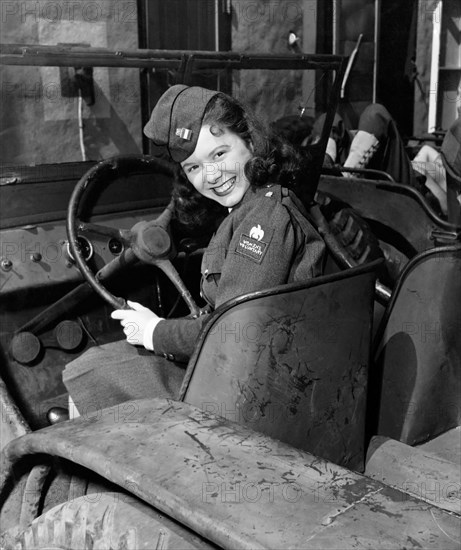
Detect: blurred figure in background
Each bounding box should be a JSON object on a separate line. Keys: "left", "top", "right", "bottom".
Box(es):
{"left": 273, "top": 104, "right": 458, "bottom": 219}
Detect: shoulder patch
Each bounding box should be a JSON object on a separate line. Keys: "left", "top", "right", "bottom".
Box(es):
{"left": 236, "top": 233, "right": 269, "bottom": 263}
{"left": 249, "top": 224, "right": 264, "bottom": 240}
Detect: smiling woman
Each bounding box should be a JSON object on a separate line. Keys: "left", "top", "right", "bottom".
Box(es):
{"left": 63, "top": 84, "right": 326, "bottom": 413}
{"left": 180, "top": 124, "right": 253, "bottom": 208}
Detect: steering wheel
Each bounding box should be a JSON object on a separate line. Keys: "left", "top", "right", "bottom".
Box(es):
{"left": 66, "top": 155, "right": 201, "bottom": 317}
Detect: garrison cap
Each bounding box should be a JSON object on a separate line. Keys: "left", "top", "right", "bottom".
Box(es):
{"left": 143, "top": 84, "right": 220, "bottom": 162}
{"left": 441, "top": 117, "right": 461, "bottom": 186}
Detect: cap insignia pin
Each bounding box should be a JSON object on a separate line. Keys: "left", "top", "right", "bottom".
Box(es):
{"left": 175, "top": 127, "right": 192, "bottom": 141}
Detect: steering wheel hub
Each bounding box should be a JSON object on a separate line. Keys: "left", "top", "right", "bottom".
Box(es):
{"left": 131, "top": 221, "right": 172, "bottom": 263}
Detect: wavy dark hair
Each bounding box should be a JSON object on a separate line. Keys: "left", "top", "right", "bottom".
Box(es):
{"left": 172, "top": 92, "right": 315, "bottom": 234}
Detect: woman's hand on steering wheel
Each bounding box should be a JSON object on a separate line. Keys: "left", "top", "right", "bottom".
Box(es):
{"left": 111, "top": 300, "right": 162, "bottom": 351}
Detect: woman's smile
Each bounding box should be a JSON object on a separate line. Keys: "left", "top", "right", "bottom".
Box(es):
{"left": 211, "top": 176, "right": 236, "bottom": 196}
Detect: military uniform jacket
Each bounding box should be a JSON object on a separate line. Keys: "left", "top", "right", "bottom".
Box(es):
{"left": 152, "top": 184, "right": 326, "bottom": 362}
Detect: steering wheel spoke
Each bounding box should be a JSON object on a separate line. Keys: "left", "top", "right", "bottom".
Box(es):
{"left": 77, "top": 221, "right": 133, "bottom": 248}
{"left": 96, "top": 247, "right": 138, "bottom": 282}
{"left": 153, "top": 259, "right": 202, "bottom": 318}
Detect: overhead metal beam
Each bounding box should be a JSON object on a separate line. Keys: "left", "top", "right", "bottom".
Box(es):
{"left": 0, "top": 43, "right": 345, "bottom": 71}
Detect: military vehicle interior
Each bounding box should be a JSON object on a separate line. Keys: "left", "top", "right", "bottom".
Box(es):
{"left": 0, "top": 11, "right": 460, "bottom": 545}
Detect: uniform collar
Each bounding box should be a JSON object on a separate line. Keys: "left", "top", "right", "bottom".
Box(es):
{"left": 232, "top": 183, "right": 280, "bottom": 211}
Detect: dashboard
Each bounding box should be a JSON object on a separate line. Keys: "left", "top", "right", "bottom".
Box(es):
{"left": 0, "top": 158, "right": 176, "bottom": 293}
{"left": 0, "top": 158, "right": 182, "bottom": 429}
{"left": 0, "top": 208, "right": 165, "bottom": 295}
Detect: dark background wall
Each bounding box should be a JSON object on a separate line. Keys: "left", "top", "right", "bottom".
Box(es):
{"left": 377, "top": 0, "right": 418, "bottom": 138}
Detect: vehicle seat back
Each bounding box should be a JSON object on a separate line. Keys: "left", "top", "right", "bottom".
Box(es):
{"left": 371, "top": 245, "right": 461, "bottom": 444}
{"left": 180, "top": 260, "right": 380, "bottom": 471}
{"left": 318, "top": 175, "right": 460, "bottom": 257}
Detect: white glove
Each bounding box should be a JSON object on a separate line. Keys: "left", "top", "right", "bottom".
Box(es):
{"left": 111, "top": 300, "right": 163, "bottom": 351}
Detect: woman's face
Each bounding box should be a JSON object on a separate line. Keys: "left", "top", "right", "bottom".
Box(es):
{"left": 180, "top": 124, "right": 253, "bottom": 208}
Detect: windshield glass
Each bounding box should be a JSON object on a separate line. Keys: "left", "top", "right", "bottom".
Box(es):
{"left": 0, "top": 46, "right": 343, "bottom": 167}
